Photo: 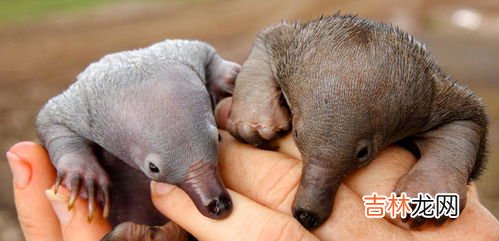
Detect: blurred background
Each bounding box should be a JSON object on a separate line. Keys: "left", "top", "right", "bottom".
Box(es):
{"left": 0, "top": 0, "right": 497, "bottom": 240}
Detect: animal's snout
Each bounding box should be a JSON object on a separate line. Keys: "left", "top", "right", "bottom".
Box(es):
{"left": 179, "top": 160, "right": 233, "bottom": 219}
{"left": 207, "top": 193, "right": 232, "bottom": 218}
{"left": 291, "top": 162, "right": 344, "bottom": 229}
{"left": 293, "top": 208, "right": 320, "bottom": 229}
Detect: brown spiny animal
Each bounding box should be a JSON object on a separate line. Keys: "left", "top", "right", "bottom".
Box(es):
{"left": 227, "top": 14, "right": 488, "bottom": 229}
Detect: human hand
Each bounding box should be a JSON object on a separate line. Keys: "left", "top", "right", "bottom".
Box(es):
{"left": 149, "top": 97, "right": 499, "bottom": 241}
{"left": 6, "top": 98, "right": 499, "bottom": 241}
{"left": 6, "top": 142, "right": 111, "bottom": 241}
{"left": 6, "top": 142, "right": 186, "bottom": 241}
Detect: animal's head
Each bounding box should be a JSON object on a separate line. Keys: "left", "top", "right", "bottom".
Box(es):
{"left": 290, "top": 94, "right": 378, "bottom": 228}
{"left": 142, "top": 115, "right": 232, "bottom": 219}
{"left": 118, "top": 66, "right": 232, "bottom": 219}
{"left": 286, "top": 16, "right": 435, "bottom": 229}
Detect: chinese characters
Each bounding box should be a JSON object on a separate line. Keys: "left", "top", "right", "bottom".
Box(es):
{"left": 363, "top": 192, "right": 460, "bottom": 219}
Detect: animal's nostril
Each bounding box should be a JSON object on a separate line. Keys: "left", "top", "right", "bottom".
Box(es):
{"left": 293, "top": 209, "right": 320, "bottom": 229}
{"left": 207, "top": 200, "right": 221, "bottom": 216}
{"left": 207, "top": 195, "right": 233, "bottom": 217}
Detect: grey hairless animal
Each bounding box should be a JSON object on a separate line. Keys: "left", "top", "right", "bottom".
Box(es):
{"left": 36, "top": 39, "right": 240, "bottom": 240}
{"left": 227, "top": 14, "right": 488, "bottom": 229}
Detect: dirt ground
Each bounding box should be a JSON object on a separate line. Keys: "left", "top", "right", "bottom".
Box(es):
{"left": 0, "top": 0, "right": 498, "bottom": 240}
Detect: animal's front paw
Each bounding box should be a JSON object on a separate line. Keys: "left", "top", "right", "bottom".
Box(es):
{"left": 394, "top": 168, "right": 467, "bottom": 228}
{"left": 227, "top": 96, "right": 291, "bottom": 146}
{"left": 208, "top": 60, "right": 240, "bottom": 103}
{"left": 54, "top": 153, "right": 111, "bottom": 222}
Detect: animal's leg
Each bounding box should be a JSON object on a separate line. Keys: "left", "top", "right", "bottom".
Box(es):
{"left": 206, "top": 54, "right": 240, "bottom": 104}
{"left": 101, "top": 222, "right": 190, "bottom": 241}
{"left": 37, "top": 112, "right": 111, "bottom": 221}
{"left": 227, "top": 40, "right": 291, "bottom": 145}
{"left": 394, "top": 120, "right": 483, "bottom": 228}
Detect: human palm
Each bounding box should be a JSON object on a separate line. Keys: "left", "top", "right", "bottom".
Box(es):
{"left": 6, "top": 98, "right": 499, "bottom": 241}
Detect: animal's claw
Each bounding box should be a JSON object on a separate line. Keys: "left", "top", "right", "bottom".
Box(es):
{"left": 226, "top": 120, "right": 288, "bottom": 147}
{"left": 54, "top": 173, "right": 64, "bottom": 194}
{"left": 68, "top": 175, "right": 82, "bottom": 210}
{"left": 227, "top": 90, "right": 291, "bottom": 146}
{"left": 394, "top": 169, "right": 466, "bottom": 229}
{"left": 239, "top": 123, "right": 267, "bottom": 145}
{"left": 102, "top": 184, "right": 111, "bottom": 219}
{"left": 87, "top": 180, "right": 96, "bottom": 223}
{"left": 53, "top": 163, "right": 111, "bottom": 221}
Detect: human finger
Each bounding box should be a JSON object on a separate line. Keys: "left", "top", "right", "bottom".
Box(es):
{"left": 217, "top": 133, "right": 416, "bottom": 240}
{"left": 151, "top": 181, "right": 319, "bottom": 241}
{"left": 45, "top": 187, "right": 111, "bottom": 241}
{"left": 218, "top": 131, "right": 302, "bottom": 214}
{"left": 411, "top": 183, "right": 499, "bottom": 241}
{"left": 7, "top": 141, "right": 111, "bottom": 241}
{"left": 214, "top": 97, "right": 232, "bottom": 130}
{"left": 7, "top": 142, "right": 63, "bottom": 241}
{"left": 218, "top": 132, "right": 418, "bottom": 227}
{"left": 342, "top": 146, "right": 416, "bottom": 227}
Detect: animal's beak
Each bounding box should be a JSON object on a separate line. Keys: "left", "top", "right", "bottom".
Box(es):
{"left": 178, "top": 160, "right": 232, "bottom": 219}
{"left": 292, "top": 162, "right": 342, "bottom": 229}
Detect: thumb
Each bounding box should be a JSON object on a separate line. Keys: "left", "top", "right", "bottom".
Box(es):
{"left": 7, "top": 142, "right": 112, "bottom": 241}
{"left": 7, "top": 142, "right": 63, "bottom": 241}
{"left": 214, "top": 97, "right": 232, "bottom": 130}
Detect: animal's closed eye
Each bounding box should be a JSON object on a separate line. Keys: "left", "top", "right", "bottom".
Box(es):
{"left": 149, "top": 162, "right": 160, "bottom": 173}
{"left": 356, "top": 147, "right": 369, "bottom": 160}
{"left": 355, "top": 139, "right": 372, "bottom": 163}
{"left": 218, "top": 134, "right": 222, "bottom": 142}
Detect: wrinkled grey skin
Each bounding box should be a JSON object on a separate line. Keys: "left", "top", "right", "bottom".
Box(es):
{"left": 227, "top": 14, "right": 488, "bottom": 229}
{"left": 36, "top": 39, "right": 240, "bottom": 240}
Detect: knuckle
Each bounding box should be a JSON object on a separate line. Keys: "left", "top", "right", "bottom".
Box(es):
{"left": 257, "top": 214, "right": 307, "bottom": 241}
{"left": 17, "top": 212, "right": 49, "bottom": 240}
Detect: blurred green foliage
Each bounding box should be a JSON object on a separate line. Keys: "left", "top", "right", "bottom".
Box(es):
{"left": 0, "top": 0, "right": 123, "bottom": 23}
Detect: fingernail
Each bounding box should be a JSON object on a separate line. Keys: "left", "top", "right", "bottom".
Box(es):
{"left": 45, "top": 189, "right": 72, "bottom": 226}
{"left": 6, "top": 152, "right": 31, "bottom": 189}
{"left": 151, "top": 181, "right": 175, "bottom": 197}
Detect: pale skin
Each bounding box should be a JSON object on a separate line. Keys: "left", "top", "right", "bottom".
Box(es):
{"left": 6, "top": 98, "right": 499, "bottom": 241}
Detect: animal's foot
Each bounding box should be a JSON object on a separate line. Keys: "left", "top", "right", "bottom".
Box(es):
{"left": 227, "top": 93, "right": 291, "bottom": 146}
{"left": 208, "top": 60, "right": 240, "bottom": 103}
{"left": 54, "top": 153, "right": 111, "bottom": 222}
{"left": 101, "top": 222, "right": 189, "bottom": 241}
{"left": 394, "top": 168, "right": 467, "bottom": 228}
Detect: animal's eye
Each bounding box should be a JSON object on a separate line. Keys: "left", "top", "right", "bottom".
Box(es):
{"left": 355, "top": 140, "right": 372, "bottom": 163}
{"left": 149, "top": 162, "right": 160, "bottom": 173}
{"left": 356, "top": 147, "right": 369, "bottom": 160}
{"left": 218, "top": 134, "right": 222, "bottom": 142}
